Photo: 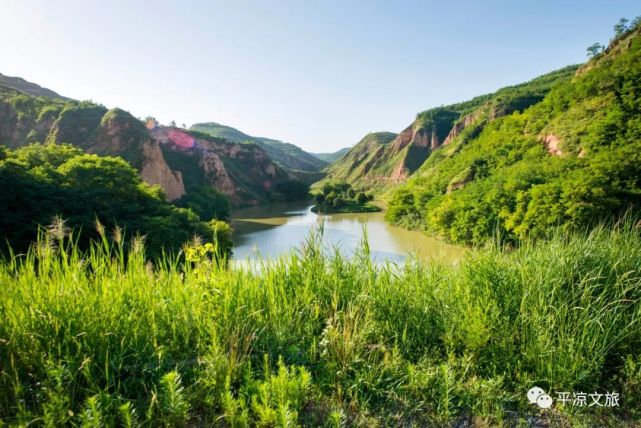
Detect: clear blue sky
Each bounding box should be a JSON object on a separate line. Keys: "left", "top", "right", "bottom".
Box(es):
{"left": 1, "top": 1, "right": 639, "bottom": 152}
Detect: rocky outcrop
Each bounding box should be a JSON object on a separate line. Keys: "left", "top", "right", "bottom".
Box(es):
{"left": 390, "top": 124, "right": 430, "bottom": 153}
{"left": 199, "top": 147, "right": 238, "bottom": 196}
{"left": 542, "top": 134, "right": 563, "bottom": 156}
{"left": 150, "top": 126, "right": 288, "bottom": 205}
{"left": 443, "top": 112, "right": 481, "bottom": 146}
{"left": 140, "top": 140, "right": 185, "bottom": 200}
{"left": 0, "top": 81, "right": 296, "bottom": 206}
{"left": 390, "top": 161, "right": 409, "bottom": 183}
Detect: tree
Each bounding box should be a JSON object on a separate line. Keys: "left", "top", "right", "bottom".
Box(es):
{"left": 326, "top": 191, "right": 337, "bottom": 205}
{"left": 347, "top": 188, "right": 356, "bottom": 199}
{"left": 314, "top": 193, "right": 325, "bottom": 204}
{"left": 175, "top": 186, "right": 230, "bottom": 221}
{"left": 356, "top": 192, "right": 368, "bottom": 205}
{"left": 614, "top": 18, "right": 629, "bottom": 37}
{"left": 586, "top": 43, "right": 604, "bottom": 58}
{"left": 170, "top": 120, "right": 177, "bottom": 127}
{"left": 322, "top": 183, "right": 333, "bottom": 196}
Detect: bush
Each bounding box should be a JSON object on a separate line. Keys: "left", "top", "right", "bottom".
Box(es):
{"left": 175, "top": 186, "right": 230, "bottom": 221}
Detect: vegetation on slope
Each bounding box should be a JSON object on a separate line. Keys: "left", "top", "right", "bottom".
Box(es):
{"left": 310, "top": 147, "right": 351, "bottom": 163}
{"left": 0, "top": 144, "right": 230, "bottom": 257}
{"left": 311, "top": 181, "right": 379, "bottom": 213}
{"left": 191, "top": 122, "right": 327, "bottom": 173}
{"left": 0, "top": 83, "right": 303, "bottom": 207}
{"left": 387, "top": 23, "right": 641, "bottom": 245}
{"left": 1, "top": 223, "right": 640, "bottom": 425}
{"left": 316, "top": 66, "right": 577, "bottom": 196}
{"left": 312, "top": 132, "right": 397, "bottom": 193}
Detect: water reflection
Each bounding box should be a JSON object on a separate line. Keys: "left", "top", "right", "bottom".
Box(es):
{"left": 231, "top": 202, "right": 464, "bottom": 264}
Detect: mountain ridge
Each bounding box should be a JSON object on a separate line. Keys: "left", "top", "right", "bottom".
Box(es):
{"left": 190, "top": 122, "right": 327, "bottom": 173}
{"left": 0, "top": 83, "right": 292, "bottom": 206}
{"left": 316, "top": 65, "right": 579, "bottom": 194}
{"left": 0, "top": 72, "right": 68, "bottom": 100}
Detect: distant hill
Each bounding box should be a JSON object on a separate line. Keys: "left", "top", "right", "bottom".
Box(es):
{"left": 312, "top": 132, "right": 397, "bottom": 192}
{"left": 310, "top": 147, "right": 350, "bottom": 163}
{"left": 0, "top": 72, "right": 68, "bottom": 99}
{"left": 190, "top": 122, "right": 327, "bottom": 172}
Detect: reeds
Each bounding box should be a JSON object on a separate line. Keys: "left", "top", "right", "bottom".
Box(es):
{"left": 0, "top": 221, "right": 640, "bottom": 425}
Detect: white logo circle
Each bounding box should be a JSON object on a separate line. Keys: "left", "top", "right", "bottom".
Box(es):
{"left": 536, "top": 393, "right": 553, "bottom": 409}
{"left": 527, "top": 386, "right": 545, "bottom": 404}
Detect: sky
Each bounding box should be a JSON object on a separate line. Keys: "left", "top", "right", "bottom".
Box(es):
{"left": 1, "top": 1, "right": 639, "bottom": 152}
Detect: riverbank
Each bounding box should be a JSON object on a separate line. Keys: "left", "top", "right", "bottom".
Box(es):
{"left": 310, "top": 201, "right": 381, "bottom": 213}
{"left": 1, "top": 223, "right": 639, "bottom": 426}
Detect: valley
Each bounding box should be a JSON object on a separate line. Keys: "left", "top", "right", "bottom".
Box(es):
{"left": 1, "top": 9, "right": 641, "bottom": 426}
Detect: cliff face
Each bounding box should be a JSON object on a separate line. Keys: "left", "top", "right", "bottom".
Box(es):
{"left": 316, "top": 110, "right": 460, "bottom": 191}
{"left": 150, "top": 127, "right": 289, "bottom": 205}
{"left": 443, "top": 111, "right": 482, "bottom": 146}
{"left": 140, "top": 140, "right": 185, "bottom": 200}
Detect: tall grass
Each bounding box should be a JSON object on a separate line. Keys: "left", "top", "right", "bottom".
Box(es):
{"left": 1, "top": 222, "right": 640, "bottom": 426}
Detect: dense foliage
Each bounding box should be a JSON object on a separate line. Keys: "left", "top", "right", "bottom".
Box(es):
{"left": 1, "top": 224, "right": 640, "bottom": 425}
{"left": 387, "top": 25, "right": 641, "bottom": 245}
{"left": 0, "top": 144, "right": 231, "bottom": 257}
{"left": 270, "top": 180, "right": 311, "bottom": 201}
{"left": 312, "top": 182, "right": 378, "bottom": 213}
{"left": 175, "top": 186, "right": 230, "bottom": 221}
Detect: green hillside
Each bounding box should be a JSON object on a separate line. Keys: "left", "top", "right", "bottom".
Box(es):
{"left": 310, "top": 146, "right": 350, "bottom": 163}
{"left": 312, "top": 132, "right": 397, "bottom": 191}
{"left": 190, "top": 122, "right": 327, "bottom": 172}
{"left": 387, "top": 24, "right": 641, "bottom": 244}
{"left": 316, "top": 66, "right": 578, "bottom": 195}
{"left": 0, "top": 143, "right": 230, "bottom": 257}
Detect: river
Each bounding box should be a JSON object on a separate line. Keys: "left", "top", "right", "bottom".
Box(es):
{"left": 231, "top": 202, "right": 464, "bottom": 264}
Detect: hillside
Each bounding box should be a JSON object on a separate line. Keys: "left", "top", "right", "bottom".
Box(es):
{"left": 0, "top": 84, "right": 295, "bottom": 205}
{"left": 312, "top": 132, "right": 397, "bottom": 191}
{"left": 310, "top": 147, "right": 350, "bottom": 163}
{"left": 0, "top": 72, "right": 68, "bottom": 99}
{"left": 316, "top": 66, "right": 578, "bottom": 194}
{"left": 190, "top": 122, "right": 327, "bottom": 172}
{"left": 387, "top": 24, "right": 641, "bottom": 244}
